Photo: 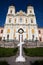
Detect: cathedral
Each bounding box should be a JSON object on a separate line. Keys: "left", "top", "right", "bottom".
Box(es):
{"left": 0, "top": 5, "right": 42, "bottom": 42}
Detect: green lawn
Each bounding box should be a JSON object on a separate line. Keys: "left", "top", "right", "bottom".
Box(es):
{"left": 0, "top": 47, "right": 18, "bottom": 57}
{"left": 31, "top": 60, "right": 43, "bottom": 65}
{"left": 23, "top": 47, "right": 43, "bottom": 57}
{"left": 0, "top": 61, "right": 9, "bottom": 65}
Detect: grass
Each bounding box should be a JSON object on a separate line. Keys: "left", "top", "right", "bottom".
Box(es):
{"left": 31, "top": 60, "right": 43, "bottom": 65}
{"left": 0, "top": 61, "right": 9, "bottom": 65}
{"left": 0, "top": 47, "right": 18, "bottom": 57}
{"left": 23, "top": 47, "right": 43, "bottom": 57}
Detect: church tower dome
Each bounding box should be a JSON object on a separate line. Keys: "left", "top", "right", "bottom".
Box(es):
{"left": 27, "top": 6, "right": 35, "bottom": 15}
{"left": 7, "top": 5, "right": 15, "bottom": 15}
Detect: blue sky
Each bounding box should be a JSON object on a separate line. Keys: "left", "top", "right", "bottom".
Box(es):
{"left": 0, "top": 0, "right": 43, "bottom": 27}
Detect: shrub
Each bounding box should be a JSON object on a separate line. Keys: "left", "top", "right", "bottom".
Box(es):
{"left": 23, "top": 48, "right": 43, "bottom": 57}
{"left": 0, "top": 47, "right": 18, "bottom": 57}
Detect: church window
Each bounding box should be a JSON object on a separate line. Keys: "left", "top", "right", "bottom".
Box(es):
{"left": 7, "top": 35, "right": 9, "bottom": 38}
{"left": 39, "top": 37, "right": 42, "bottom": 41}
{"left": 31, "top": 19, "right": 33, "bottom": 23}
{"left": 26, "top": 19, "right": 27, "bottom": 23}
{"left": 3, "top": 37, "right": 5, "bottom": 41}
{"left": 9, "top": 18, "right": 11, "bottom": 23}
{"left": 7, "top": 34, "right": 9, "bottom": 40}
{"left": 1, "top": 30, "right": 3, "bottom": 33}
{"left": 30, "top": 10, "right": 32, "bottom": 13}
{"left": 32, "top": 35, "right": 34, "bottom": 41}
{"left": 15, "top": 18, "right": 16, "bottom": 23}
{"left": 7, "top": 29, "right": 10, "bottom": 33}
{"left": 38, "top": 30, "right": 41, "bottom": 34}
{"left": 10, "top": 10, "right": 12, "bottom": 13}
{"left": 20, "top": 18, "right": 22, "bottom": 22}
{"left": 32, "top": 35, "right": 34, "bottom": 39}
{"left": 0, "top": 37, "right": 2, "bottom": 41}
{"left": 32, "top": 29, "right": 34, "bottom": 34}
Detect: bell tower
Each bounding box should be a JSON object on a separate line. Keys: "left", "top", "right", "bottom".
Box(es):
{"left": 2, "top": 5, "right": 15, "bottom": 41}
{"left": 7, "top": 5, "right": 15, "bottom": 15}
{"left": 27, "top": 6, "right": 39, "bottom": 41}
{"left": 27, "top": 6, "right": 35, "bottom": 15}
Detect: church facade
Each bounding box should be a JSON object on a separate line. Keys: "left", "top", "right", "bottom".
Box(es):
{"left": 0, "top": 5, "right": 43, "bottom": 42}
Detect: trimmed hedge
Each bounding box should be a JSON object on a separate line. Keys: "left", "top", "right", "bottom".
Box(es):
{"left": 0, "top": 47, "right": 18, "bottom": 57}
{"left": 23, "top": 47, "right": 43, "bottom": 57}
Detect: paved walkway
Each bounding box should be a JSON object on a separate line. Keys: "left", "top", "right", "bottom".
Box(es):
{"left": 0, "top": 56, "right": 43, "bottom": 65}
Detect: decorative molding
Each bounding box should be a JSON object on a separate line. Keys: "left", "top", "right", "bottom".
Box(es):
{"left": 5, "top": 24, "right": 37, "bottom": 26}
{"left": 27, "top": 14, "right": 35, "bottom": 17}
{"left": 7, "top": 14, "right": 14, "bottom": 17}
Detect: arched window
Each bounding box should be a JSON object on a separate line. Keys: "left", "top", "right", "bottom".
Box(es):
{"left": 31, "top": 19, "right": 33, "bottom": 23}
{"left": 0, "top": 37, "right": 2, "bottom": 41}
{"left": 38, "top": 30, "right": 41, "bottom": 34}
{"left": 32, "top": 35, "right": 34, "bottom": 41}
{"left": 39, "top": 37, "right": 42, "bottom": 41}
{"left": 7, "top": 34, "right": 9, "bottom": 40}
{"left": 20, "top": 18, "right": 22, "bottom": 22}
{"left": 3, "top": 37, "right": 5, "bottom": 41}
{"left": 1, "top": 30, "right": 3, "bottom": 33}
{"left": 32, "top": 29, "right": 34, "bottom": 34}
{"left": 30, "top": 10, "right": 32, "bottom": 13}
{"left": 14, "top": 18, "right": 16, "bottom": 23}
{"left": 26, "top": 19, "right": 27, "bottom": 23}
{"left": 7, "top": 35, "right": 9, "bottom": 38}
{"left": 9, "top": 18, "right": 11, "bottom": 23}
{"left": 7, "top": 29, "right": 10, "bottom": 33}
{"left": 10, "top": 10, "right": 12, "bottom": 13}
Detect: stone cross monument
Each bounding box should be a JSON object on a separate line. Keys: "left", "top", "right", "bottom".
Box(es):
{"left": 16, "top": 33, "right": 26, "bottom": 62}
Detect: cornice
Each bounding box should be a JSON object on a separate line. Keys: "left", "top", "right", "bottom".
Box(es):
{"left": 5, "top": 24, "right": 37, "bottom": 26}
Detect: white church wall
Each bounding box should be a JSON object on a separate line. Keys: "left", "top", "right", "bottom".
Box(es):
{"left": 2, "top": 5, "right": 39, "bottom": 42}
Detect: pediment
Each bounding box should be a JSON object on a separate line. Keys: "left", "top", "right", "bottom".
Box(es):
{"left": 16, "top": 10, "right": 26, "bottom": 16}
